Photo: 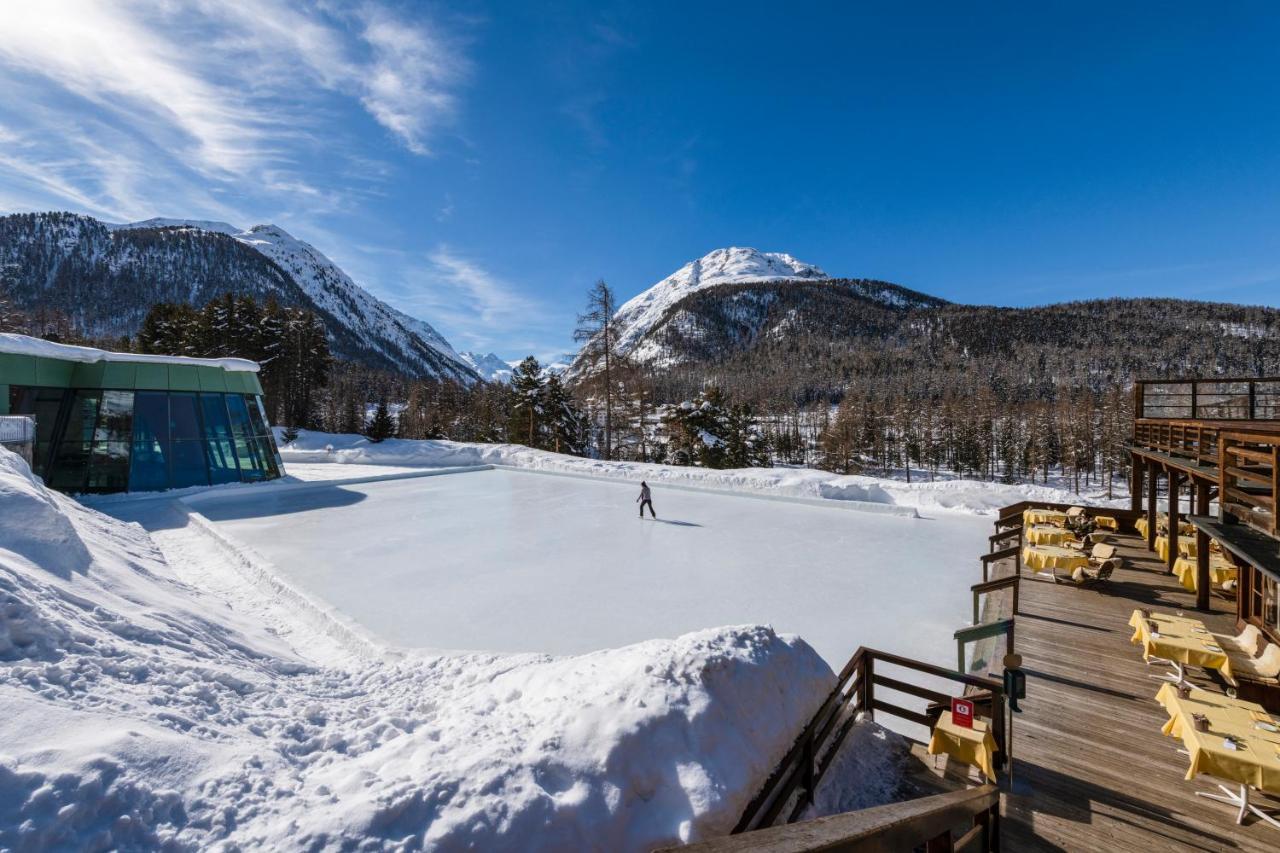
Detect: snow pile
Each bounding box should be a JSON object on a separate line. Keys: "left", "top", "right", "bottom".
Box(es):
{"left": 0, "top": 447, "right": 830, "bottom": 849}
{"left": 0, "top": 332, "right": 259, "bottom": 373}
{"left": 276, "top": 429, "right": 1125, "bottom": 516}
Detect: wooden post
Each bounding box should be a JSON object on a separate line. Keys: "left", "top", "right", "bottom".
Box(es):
{"left": 860, "top": 655, "right": 873, "bottom": 720}
{"left": 1130, "top": 453, "right": 1144, "bottom": 513}
{"left": 1147, "top": 464, "right": 1159, "bottom": 551}
{"left": 1273, "top": 446, "right": 1280, "bottom": 538}
{"left": 1167, "top": 469, "right": 1180, "bottom": 574}
{"left": 1195, "top": 527, "right": 1211, "bottom": 611}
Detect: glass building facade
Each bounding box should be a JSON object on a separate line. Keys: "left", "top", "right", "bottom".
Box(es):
{"left": 1, "top": 340, "right": 281, "bottom": 493}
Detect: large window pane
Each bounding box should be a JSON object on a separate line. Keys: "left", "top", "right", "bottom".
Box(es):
{"left": 246, "top": 394, "right": 269, "bottom": 435}
{"left": 8, "top": 386, "right": 67, "bottom": 476}
{"left": 47, "top": 440, "right": 91, "bottom": 491}
{"left": 131, "top": 392, "right": 170, "bottom": 491}
{"left": 200, "top": 393, "right": 234, "bottom": 440}
{"left": 226, "top": 394, "right": 254, "bottom": 440}
{"left": 169, "top": 440, "right": 210, "bottom": 489}
{"left": 86, "top": 442, "right": 131, "bottom": 492}
{"left": 94, "top": 391, "right": 134, "bottom": 443}
{"left": 234, "top": 436, "right": 267, "bottom": 481}
{"left": 257, "top": 437, "right": 280, "bottom": 478}
{"left": 206, "top": 438, "right": 241, "bottom": 484}
{"left": 62, "top": 390, "right": 101, "bottom": 445}
{"left": 46, "top": 390, "right": 100, "bottom": 491}
{"left": 169, "top": 393, "right": 202, "bottom": 440}
{"left": 133, "top": 392, "right": 170, "bottom": 447}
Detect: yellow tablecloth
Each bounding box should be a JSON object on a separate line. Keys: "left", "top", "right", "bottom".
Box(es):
{"left": 1023, "top": 544, "right": 1089, "bottom": 574}
{"left": 1094, "top": 515, "right": 1119, "bottom": 531}
{"left": 928, "top": 711, "right": 998, "bottom": 782}
{"left": 1155, "top": 534, "right": 1200, "bottom": 562}
{"left": 1136, "top": 515, "right": 1194, "bottom": 540}
{"left": 1129, "top": 610, "right": 1233, "bottom": 678}
{"left": 1025, "top": 524, "right": 1078, "bottom": 546}
{"left": 1023, "top": 508, "right": 1068, "bottom": 526}
{"left": 1172, "top": 556, "right": 1237, "bottom": 593}
{"left": 1156, "top": 683, "right": 1280, "bottom": 792}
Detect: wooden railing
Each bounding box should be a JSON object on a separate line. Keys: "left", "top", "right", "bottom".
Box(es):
{"left": 671, "top": 785, "right": 1001, "bottom": 852}
{"left": 733, "top": 648, "right": 1005, "bottom": 835}
{"left": 1136, "top": 377, "right": 1280, "bottom": 420}
{"left": 1132, "top": 419, "right": 1222, "bottom": 468}
{"left": 972, "top": 576, "right": 1019, "bottom": 625}
{"left": 1219, "top": 429, "right": 1280, "bottom": 537}
{"left": 980, "top": 545, "right": 1020, "bottom": 582}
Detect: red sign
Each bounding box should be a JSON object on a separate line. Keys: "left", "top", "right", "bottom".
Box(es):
{"left": 952, "top": 697, "right": 975, "bottom": 729}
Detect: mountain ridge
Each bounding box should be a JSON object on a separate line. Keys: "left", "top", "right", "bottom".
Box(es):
{"left": 1, "top": 212, "right": 480, "bottom": 383}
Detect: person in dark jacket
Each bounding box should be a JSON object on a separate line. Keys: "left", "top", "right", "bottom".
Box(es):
{"left": 637, "top": 481, "right": 656, "bottom": 518}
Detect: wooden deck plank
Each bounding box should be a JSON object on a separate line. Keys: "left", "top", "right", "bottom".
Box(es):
{"left": 1000, "top": 531, "right": 1279, "bottom": 851}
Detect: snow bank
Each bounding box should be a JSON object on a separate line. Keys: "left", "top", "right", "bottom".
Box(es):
{"left": 276, "top": 429, "right": 1125, "bottom": 516}
{"left": 0, "top": 447, "right": 831, "bottom": 849}
{"left": 0, "top": 332, "right": 259, "bottom": 372}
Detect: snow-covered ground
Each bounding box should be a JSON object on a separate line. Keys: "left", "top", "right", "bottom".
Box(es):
{"left": 2, "top": 429, "right": 1116, "bottom": 849}
{"left": 0, "top": 448, "right": 829, "bottom": 850}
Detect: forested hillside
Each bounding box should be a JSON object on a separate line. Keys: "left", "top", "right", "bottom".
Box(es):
{"left": 568, "top": 277, "right": 1280, "bottom": 488}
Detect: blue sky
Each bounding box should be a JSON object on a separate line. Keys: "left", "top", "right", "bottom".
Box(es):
{"left": 2, "top": 3, "right": 1279, "bottom": 362}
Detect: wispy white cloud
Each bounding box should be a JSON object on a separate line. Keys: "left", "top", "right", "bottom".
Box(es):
{"left": 388, "top": 246, "right": 565, "bottom": 359}
{"left": 0, "top": 0, "right": 468, "bottom": 220}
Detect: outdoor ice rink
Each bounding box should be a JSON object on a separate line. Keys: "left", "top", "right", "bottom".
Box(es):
{"left": 189, "top": 468, "right": 987, "bottom": 665}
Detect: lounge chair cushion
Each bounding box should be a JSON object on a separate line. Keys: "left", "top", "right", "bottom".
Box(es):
{"left": 1231, "top": 644, "right": 1280, "bottom": 680}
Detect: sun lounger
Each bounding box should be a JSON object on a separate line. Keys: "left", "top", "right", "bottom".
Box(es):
{"left": 1053, "top": 558, "right": 1117, "bottom": 587}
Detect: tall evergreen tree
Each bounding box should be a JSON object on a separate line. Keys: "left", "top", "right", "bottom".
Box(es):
{"left": 543, "top": 373, "right": 588, "bottom": 455}
{"left": 508, "top": 356, "right": 546, "bottom": 447}
{"left": 365, "top": 399, "right": 397, "bottom": 442}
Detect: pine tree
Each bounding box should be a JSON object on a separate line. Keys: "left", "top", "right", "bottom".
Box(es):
{"left": 543, "top": 373, "right": 587, "bottom": 455}
{"left": 365, "top": 399, "right": 397, "bottom": 442}
{"left": 508, "top": 356, "right": 546, "bottom": 447}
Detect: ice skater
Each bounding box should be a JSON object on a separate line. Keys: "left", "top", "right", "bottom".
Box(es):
{"left": 637, "top": 481, "right": 656, "bottom": 519}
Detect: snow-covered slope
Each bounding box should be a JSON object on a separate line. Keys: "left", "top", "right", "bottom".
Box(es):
{"left": 106, "top": 218, "right": 479, "bottom": 384}
{"left": 610, "top": 247, "right": 829, "bottom": 359}
{"left": 0, "top": 445, "right": 832, "bottom": 849}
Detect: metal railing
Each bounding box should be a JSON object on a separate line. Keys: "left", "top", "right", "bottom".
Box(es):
{"left": 1135, "top": 378, "right": 1280, "bottom": 421}
{"left": 0, "top": 415, "right": 35, "bottom": 466}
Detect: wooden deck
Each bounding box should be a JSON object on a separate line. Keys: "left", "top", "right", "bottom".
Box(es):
{"left": 993, "top": 532, "right": 1278, "bottom": 851}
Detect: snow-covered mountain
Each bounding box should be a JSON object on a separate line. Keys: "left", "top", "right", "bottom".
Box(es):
{"left": 112, "top": 218, "right": 477, "bottom": 383}
{"left": 568, "top": 246, "right": 947, "bottom": 374}
{"left": 611, "top": 247, "right": 830, "bottom": 358}
{"left": 460, "top": 351, "right": 513, "bottom": 382}
{"left": 461, "top": 351, "right": 571, "bottom": 383}
{"left": 0, "top": 212, "right": 478, "bottom": 383}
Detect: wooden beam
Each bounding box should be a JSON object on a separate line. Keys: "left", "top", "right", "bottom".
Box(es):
{"left": 1167, "top": 469, "right": 1180, "bottom": 573}
{"left": 1130, "top": 452, "right": 1143, "bottom": 513}
{"left": 1195, "top": 480, "right": 1211, "bottom": 611}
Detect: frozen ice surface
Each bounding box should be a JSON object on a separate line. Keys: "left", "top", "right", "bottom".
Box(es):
{"left": 190, "top": 468, "right": 984, "bottom": 665}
